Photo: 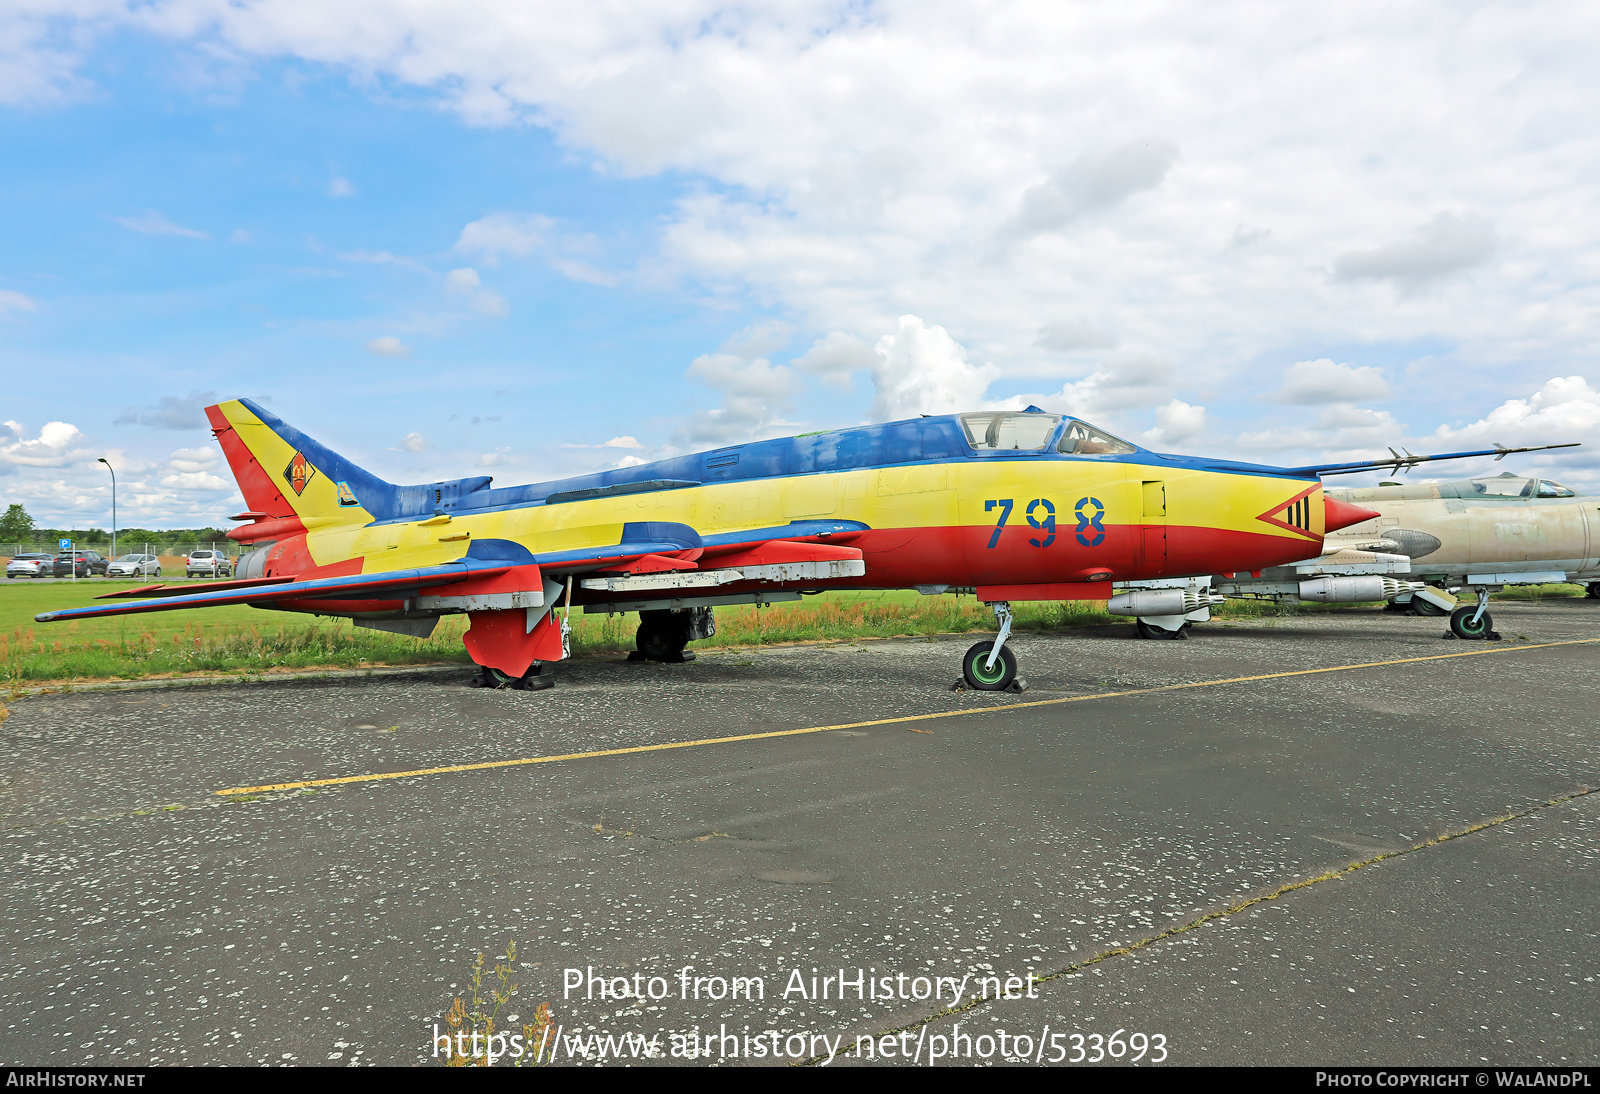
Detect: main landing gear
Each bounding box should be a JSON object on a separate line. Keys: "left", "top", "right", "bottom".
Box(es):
{"left": 473, "top": 663, "right": 555, "bottom": 691}
{"left": 1587, "top": 582, "right": 1600, "bottom": 600}
{"left": 961, "top": 602, "right": 1027, "bottom": 692}
{"left": 629, "top": 607, "right": 716, "bottom": 664}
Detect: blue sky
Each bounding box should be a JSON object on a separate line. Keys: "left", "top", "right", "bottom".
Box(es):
{"left": 4, "top": 3, "right": 1600, "bottom": 528}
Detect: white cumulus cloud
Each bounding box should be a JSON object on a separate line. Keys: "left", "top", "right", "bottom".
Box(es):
{"left": 1273, "top": 360, "right": 1391, "bottom": 406}
{"left": 0, "top": 420, "right": 85, "bottom": 469}
{"left": 870, "top": 315, "right": 999, "bottom": 421}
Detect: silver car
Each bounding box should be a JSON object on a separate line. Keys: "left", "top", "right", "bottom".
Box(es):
{"left": 185, "top": 550, "right": 233, "bottom": 579}
{"left": 5, "top": 553, "right": 56, "bottom": 579}
{"left": 107, "top": 553, "right": 163, "bottom": 579}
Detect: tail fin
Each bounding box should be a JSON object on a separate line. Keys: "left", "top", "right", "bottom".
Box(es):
{"left": 206, "top": 399, "right": 497, "bottom": 538}
{"left": 206, "top": 398, "right": 395, "bottom": 527}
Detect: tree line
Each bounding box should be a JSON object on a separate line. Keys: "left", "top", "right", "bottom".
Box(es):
{"left": 1, "top": 503, "right": 229, "bottom": 548}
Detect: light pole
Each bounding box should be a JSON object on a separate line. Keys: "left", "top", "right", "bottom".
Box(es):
{"left": 98, "top": 457, "right": 116, "bottom": 563}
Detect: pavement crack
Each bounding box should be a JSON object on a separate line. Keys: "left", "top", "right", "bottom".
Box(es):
{"left": 798, "top": 783, "right": 1596, "bottom": 1066}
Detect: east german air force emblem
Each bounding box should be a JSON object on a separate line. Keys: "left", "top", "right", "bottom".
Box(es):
{"left": 283, "top": 451, "right": 316, "bottom": 496}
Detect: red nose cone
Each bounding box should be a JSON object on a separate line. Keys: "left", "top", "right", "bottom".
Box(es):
{"left": 1324, "top": 495, "right": 1381, "bottom": 533}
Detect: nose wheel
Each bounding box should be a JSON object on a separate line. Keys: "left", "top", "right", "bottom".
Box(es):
{"left": 1447, "top": 589, "right": 1500, "bottom": 640}
{"left": 961, "top": 602, "right": 1025, "bottom": 691}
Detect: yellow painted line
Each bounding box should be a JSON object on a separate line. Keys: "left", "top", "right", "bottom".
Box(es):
{"left": 214, "top": 636, "right": 1600, "bottom": 796}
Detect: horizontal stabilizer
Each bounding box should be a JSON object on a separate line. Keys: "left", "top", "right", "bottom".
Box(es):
{"left": 38, "top": 563, "right": 511, "bottom": 624}
{"left": 95, "top": 576, "right": 296, "bottom": 599}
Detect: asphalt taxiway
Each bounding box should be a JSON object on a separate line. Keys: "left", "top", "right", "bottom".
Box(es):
{"left": 1, "top": 599, "right": 1596, "bottom": 1066}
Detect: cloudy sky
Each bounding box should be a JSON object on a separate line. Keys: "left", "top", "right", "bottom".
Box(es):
{"left": 3, "top": 1, "right": 1600, "bottom": 529}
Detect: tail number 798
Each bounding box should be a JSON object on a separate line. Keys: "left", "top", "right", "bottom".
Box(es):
{"left": 985, "top": 498, "right": 1057, "bottom": 548}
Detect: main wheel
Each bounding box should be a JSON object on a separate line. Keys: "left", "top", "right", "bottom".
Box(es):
{"left": 1135, "top": 618, "right": 1185, "bottom": 640}
{"left": 962, "top": 641, "right": 1017, "bottom": 691}
{"left": 479, "top": 664, "right": 554, "bottom": 691}
{"left": 1411, "top": 595, "right": 1448, "bottom": 617}
{"left": 1449, "top": 605, "right": 1494, "bottom": 640}
{"left": 1587, "top": 582, "right": 1600, "bottom": 600}
{"left": 632, "top": 610, "right": 693, "bottom": 663}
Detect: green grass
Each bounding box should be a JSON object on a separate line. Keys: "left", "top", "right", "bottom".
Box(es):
{"left": 4, "top": 578, "right": 1590, "bottom": 686}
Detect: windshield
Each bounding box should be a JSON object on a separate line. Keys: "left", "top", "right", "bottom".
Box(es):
{"left": 959, "top": 412, "right": 1062, "bottom": 451}
{"left": 1471, "top": 475, "right": 1534, "bottom": 497}
{"left": 1059, "top": 419, "right": 1138, "bottom": 456}
{"left": 1536, "top": 480, "right": 1576, "bottom": 498}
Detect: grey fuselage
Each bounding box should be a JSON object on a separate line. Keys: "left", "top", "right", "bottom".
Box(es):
{"left": 1324, "top": 473, "right": 1600, "bottom": 584}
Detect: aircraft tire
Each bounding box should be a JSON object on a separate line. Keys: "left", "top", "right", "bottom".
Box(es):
{"left": 962, "top": 641, "right": 1017, "bottom": 691}
{"left": 1586, "top": 582, "right": 1600, "bottom": 600}
{"left": 1410, "top": 596, "right": 1448, "bottom": 617}
{"left": 1449, "top": 605, "right": 1493, "bottom": 640}
{"left": 1135, "top": 619, "right": 1184, "bottom": 640}
{"left": 479, "top": 664, "right": 554, "bottom": 690}
{"left": 635, "top": 609, "right": 693, "bottom": 663}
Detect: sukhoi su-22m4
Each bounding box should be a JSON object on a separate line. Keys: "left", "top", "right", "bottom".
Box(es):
{"left": 36, "top": 399, "right": 1575, "bottom": 691}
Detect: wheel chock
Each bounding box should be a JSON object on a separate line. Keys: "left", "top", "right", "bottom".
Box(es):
{"left": 1006, "top": 677, "right": 1029, "bottom": 693}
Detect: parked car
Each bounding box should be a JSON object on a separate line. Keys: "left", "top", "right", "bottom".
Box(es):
{"left": 52, "top": 550, "right": 108, "bottom": 577}
{"left": 106, "top": 553, "right": 163, "bottom": 579}
{"left": 185, "top": 550, "right": 233, "bottom": 578}
{"left": 5, "top": 553, "right": 57, "bottom": 579}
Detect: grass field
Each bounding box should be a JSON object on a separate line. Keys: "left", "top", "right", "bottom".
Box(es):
{"left": 2, "top": 578, "right": 1590, "bottom": 686}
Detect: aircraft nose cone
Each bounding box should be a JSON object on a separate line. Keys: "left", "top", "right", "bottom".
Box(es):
{"left": 1324, "top": 495, "right": 1380, "bottom": 532}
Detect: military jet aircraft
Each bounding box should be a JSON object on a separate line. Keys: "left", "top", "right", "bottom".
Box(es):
{"left": 35, "top": 399, "right": 1574, "bottom": 690}
{"left": 1118, "top": 469, "right": 1597, "bottom": 641}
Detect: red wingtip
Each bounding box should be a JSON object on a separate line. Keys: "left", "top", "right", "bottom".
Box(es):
{"left": 1324, "top": 495, "right": 1380, "bottom": 533}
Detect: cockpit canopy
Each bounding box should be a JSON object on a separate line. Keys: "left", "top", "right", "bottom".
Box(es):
{"left": 957, "top": 412, "right": 1137, "bottom": 455}
{"left": 1057, "top": 419, "right": 1139, "bottom": 456}
{"left": 1470, "top": 473, "right": 1575, "bottom": 498}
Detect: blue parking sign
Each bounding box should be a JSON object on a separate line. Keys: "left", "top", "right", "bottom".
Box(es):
{"left": 59, "top": 538, "right": 71, "bottom": 550}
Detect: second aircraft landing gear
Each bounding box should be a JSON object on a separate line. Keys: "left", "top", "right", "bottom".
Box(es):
{"left": 1587, "top": 582, "right": 1600, "bottom": 600}
{"left": 961, "top": 602, "right": 1026, "bottom": 692}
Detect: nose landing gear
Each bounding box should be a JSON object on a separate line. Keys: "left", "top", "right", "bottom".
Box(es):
{"left": 961, "top": 602, "right": 1026, "bottom": 691}
{"left": 1447, "top": 588, "right": 1501, "bottom": 640}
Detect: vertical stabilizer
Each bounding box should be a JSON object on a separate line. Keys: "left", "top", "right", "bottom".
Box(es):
{"left": 206, "top": 398, "right": 393, "bottom": 528}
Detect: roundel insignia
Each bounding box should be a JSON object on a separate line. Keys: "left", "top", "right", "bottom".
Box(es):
{"left": 283, "top": 451, "right": 317, "bottom": 496}
{"left": 1074, "top": 496, "right": 1105, "bottom": 547}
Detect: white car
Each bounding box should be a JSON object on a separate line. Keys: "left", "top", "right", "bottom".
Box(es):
{"left": 106, "top": 554, "right": 163, "bottom": 579}
{"left": 5, "top": 553, "right": 56, "bottom": 579}
{"left": 185, "top": 550, "right": 233, "bottom": 579}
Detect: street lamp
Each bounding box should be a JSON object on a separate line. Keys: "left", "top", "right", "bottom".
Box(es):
{"left": 98, "top": 457, "right": 116, "bottom": 563}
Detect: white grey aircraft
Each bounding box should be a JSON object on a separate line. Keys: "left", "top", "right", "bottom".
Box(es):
{"left": 1113, "top": 470, "right": 1599, "bottom": 641}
